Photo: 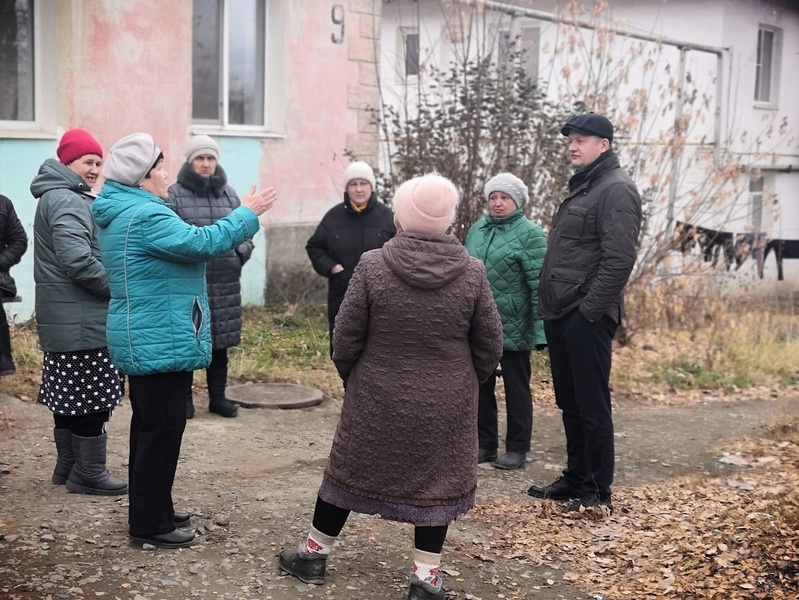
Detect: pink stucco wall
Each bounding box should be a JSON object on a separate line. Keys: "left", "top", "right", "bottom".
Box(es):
{"left": 57, "top": 1, "right": 192, "bottom": 180}
{"left": 55, "top": 0, "right": 379, "bottom": 227}
{"left": 260, "top": 1, "right": 378, "bottom": 225}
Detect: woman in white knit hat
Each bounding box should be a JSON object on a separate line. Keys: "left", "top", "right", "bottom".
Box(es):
{"left": 281, "top": 174, "right": 503, "bottom": 600}
{"left": 306, "top": 161, "right": 395, "bottom": 355}
{"left": 465, "top": 173, "right": 548, "bottom": 471}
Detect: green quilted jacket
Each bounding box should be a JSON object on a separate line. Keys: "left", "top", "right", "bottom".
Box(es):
{"left": 466, "top": 209, "right": 547, "bottom": 350}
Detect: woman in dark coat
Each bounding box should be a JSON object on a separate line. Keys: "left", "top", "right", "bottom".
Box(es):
{"left": 280, "top": 174, "right": 504, "bottom": 600}
{"left": 0, "top": 193, "right": 28, "bottom": 375}
{"left": 168, "top": 135, "right": 253, "bottom": 418}
{"left": 305, "top": 161, "right": 395, "bottom": 354}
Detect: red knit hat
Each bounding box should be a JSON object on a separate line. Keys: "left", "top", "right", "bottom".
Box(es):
{"left": 57, "top": 128, "right": 103, "bottom": 165}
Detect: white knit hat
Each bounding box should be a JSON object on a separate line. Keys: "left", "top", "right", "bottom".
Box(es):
{"left": 102, "top": 133, "right": 162, "bottom": 186}
{"left": 184, "top": 134, "right": 220, "bottom": 163}
{"left": 392, "top": 174, "right": 459, "bottom": 236}
{"left": 484, "top": 172, "right": 528, "bottom": 208}
{"left": 343, "top": 161, "right": 376, "bottom": 190}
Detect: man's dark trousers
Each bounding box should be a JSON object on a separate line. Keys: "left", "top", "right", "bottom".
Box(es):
{"left": 545, "top": 309, "right": 616, "bottom": 498}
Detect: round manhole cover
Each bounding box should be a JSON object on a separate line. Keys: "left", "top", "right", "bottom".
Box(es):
{"left": 225, "top": 383, "right": 324, "bottom": 409}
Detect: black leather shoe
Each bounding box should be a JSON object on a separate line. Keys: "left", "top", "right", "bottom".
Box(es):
{"left": 563, "top": 494, "right": 612, "bottom": 514}
{"left": 527, "top": 475, "right": 583, "bottom": 500}
{"left": 278, "top": 548, "right": 327, "bottom": 585}
{"left": 130, "top": 529, "right": 196, "bottom": 548}
{"left": 493, "top": 452, "right": 527, "bottom": 470}
{"left": 477, "top": 449, "right": 497, "bottom": 464}
{"left": 174, "top": 512, "right": 192, "bottom": 527}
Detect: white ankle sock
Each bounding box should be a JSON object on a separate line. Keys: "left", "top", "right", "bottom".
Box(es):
{"left": 412, "top": 548, "right": 442, "bottom": 585}
{"left": 303, "top": 525, "right": 337, "bottom": 555}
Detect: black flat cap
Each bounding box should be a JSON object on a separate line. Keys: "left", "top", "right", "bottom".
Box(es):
{"left": 561, "top": 113, "right": 614, "bottom": 141}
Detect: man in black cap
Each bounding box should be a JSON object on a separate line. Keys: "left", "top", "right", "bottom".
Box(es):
{"left": 526, "top": 113, "right": 642, "bottom": 512}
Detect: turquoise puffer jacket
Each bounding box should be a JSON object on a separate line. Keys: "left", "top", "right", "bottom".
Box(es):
{"left": 466, "top": 209, "right": 547, "bottom": 351}
{"left": 92, "top": 181, "right": 259, "bottom": 376}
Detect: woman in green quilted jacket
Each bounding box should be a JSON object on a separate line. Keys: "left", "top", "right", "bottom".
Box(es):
{"left": 465, "top": 173, "right": 547, "bottom": 470}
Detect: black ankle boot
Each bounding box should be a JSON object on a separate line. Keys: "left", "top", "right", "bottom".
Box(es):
{"left": 278, "top": 547, "right": 327, "bottom": 585}
{"left": 52, "top": 428, "right": 75, "bottom": 484}
{"left": 66, "top": 433, "right": 128, "bottom": 495}
{"left": 207, "top": 367, "right": 238, "bottom": 418}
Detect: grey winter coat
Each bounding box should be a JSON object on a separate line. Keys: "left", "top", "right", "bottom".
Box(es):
{"left": 538, "top": 151, "right": 642, "bottom": 324}
{"left": 323, "top": 233, "right": 503, "bottom": 518}
{"left": 168, "top": 164, "right": 254, "bottom": 350}
{"left": 30, "top": 159, "right": 110, "bottom": 352}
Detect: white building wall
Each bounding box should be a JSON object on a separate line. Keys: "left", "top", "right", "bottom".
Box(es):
{"left": 379, "top": 0, "right": 799, "bottom": 289}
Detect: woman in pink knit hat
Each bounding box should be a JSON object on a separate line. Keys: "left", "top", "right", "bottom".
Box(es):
{"left": 30, "top": 128, "right": 127, "bottom": 497}
{"left": 280, "top": 174, "right": 504, "bottom": 600}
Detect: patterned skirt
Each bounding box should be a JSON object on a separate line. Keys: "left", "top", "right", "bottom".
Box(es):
{"left": 36, "top": 348, "right": 122, "bottom": 416}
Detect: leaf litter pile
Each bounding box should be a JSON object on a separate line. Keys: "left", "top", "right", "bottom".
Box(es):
{"left": 472, "top": 424, "right": 798, "bottom": 599}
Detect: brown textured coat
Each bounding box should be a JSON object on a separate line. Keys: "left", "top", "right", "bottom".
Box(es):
{"left": 326, "top": 233, "right": 503, "bottom": 510}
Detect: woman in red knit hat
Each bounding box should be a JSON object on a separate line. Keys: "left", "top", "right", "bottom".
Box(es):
{"left": 29, "top": 128, "right": 128, "bottom": 496}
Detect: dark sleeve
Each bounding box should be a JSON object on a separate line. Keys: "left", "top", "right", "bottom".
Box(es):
{"left": 580, "top": 181, "right": 642, "bottom": 322}
{"left": 469, "top": 261, "right": 504, "bottom": 382}
{"left": 331, "top": 256, "right": 371, "bottom": 382}
{"left": 0, "top": 196, "right": 28, "bottom": 272}
{"left": 227, "top": 187, "right": 255, "bottom": 264}
{"left": 306, "top": 216, "right": 337, "bottom": 277}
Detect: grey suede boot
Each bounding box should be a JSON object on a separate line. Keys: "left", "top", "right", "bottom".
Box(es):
{"left": 207, "top": 367, "right": 238, "bottom": 418}
{"left": 52, "top": 428, "right": 75, "bottom": 485}
{"left": 65, "top": 433, "right": 128, "bottom": 495}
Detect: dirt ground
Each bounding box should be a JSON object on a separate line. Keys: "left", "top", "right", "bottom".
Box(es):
{"left": 0, "top": 383, "right": 797, "bottom": 600}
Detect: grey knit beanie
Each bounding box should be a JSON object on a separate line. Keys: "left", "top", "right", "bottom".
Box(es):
{"left": 184, "top": 134, "right": 220, "bottom": 163}
{"left": 484, "top": 173, "right": 528, "bottom": 208}
{"left": 103, "top": 133, "right": 161, "bottom": 186}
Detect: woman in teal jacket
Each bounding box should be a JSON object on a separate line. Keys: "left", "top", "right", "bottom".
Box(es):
{"left": 465, "top": 173, "right": 547, "bottom": 470}
{"left": 93, "top": 132, "right": 277, "bottom": 549}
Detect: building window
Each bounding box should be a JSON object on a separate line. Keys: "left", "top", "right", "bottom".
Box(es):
{"left": 403, "top": 30, "right": 420, "bottom": 77}
{"left": 498, "top": 25, "right": 540, "bottom": 82}
{"left": 0, "top": 0, "right": 35, "bottom": 123}
{"left": 754, "top": 26, "right": 780, "bottom": 105}
{"left": 192, "top": 0, "right": 266, "bottom": 127}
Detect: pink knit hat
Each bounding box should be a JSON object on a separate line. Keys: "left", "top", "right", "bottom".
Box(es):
{"left": 392, "top": 174, "right": 459, "bottom": 236}
{"left": 57, "top": 128, "right": 103, "bottom": 165}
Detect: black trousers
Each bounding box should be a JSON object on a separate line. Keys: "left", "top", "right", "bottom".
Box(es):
{"left": 312, "top": 496, "right": 448, "bottom": 554}
{"left": 127, "top": 371, "right": 191, "bottom": 536}
{"left": 477, "top": 350, "right": 532, "bottom": 454}
{"left": 544, "top": 309, "right": 617, "bottom": 499}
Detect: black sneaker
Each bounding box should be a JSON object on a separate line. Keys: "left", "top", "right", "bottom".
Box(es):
{"left": 527, "top": 476, "right": 583, "bottom": 500}
{"left": 278, "top": 547, "right": 327, "bottom": 585}
{"left": 563, "top": 494, "right": 612, "bottom": 514}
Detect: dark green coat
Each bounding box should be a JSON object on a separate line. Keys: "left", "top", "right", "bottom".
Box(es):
{"left": 30, "top": 159, "right": 109, "bottom": 352}
{"left": 466, "top": 209, "right": 547, "bottom": 350}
